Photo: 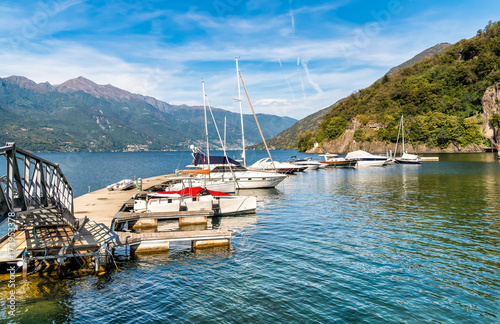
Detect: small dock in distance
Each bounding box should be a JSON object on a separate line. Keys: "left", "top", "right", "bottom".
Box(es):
{"left": 421, "top": 156, "right": 439, "bottom": 161}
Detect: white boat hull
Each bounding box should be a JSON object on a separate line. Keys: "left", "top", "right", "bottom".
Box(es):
{"left": 356, "top": 160, "right": 387, "bottom": 167}
{"left": 198, "top": 170, "right": 287, "bottom": 189}
{"left": 167, "top": 180, "right": 235, "bottom": 193}
{"left": 134, "top": 195, "right": 257, "bottom": 215}
{"left": 345, "top": 150, "right": 388, "bottom": 167}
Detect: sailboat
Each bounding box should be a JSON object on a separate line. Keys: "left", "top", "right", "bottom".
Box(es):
{"left": 395, "top": 116, "right": 422, "bottom": 164}
{"left": 187, "top": 65, "right": 287, "bottom": 189}
{"left": 189, "top": 148, "right": 287, "bottom": 189}
{"left": 168, "top": 81, "right": 237, "bottom": 193}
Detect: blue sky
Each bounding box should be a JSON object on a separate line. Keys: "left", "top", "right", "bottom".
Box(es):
{"left": 0, "top": 0, "right": 498, "bottom": 119}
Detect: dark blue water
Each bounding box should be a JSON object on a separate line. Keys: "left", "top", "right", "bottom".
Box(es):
{"left": 2, "top": 151, "right": 500, "bottom": 323}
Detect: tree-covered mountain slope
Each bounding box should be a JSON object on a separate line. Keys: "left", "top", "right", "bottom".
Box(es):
{"left": 259, "top": 43, "right": 452, "bottom": 151}
{"left": 297, "top": 21, "right": 500, "bottom": 153}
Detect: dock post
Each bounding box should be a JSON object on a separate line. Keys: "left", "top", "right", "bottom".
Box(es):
{"left": 95, "top": 254, "right": 100, "bottom": 274}
{"left": 126, "top": 236, "right": 130, "bottom": 258}
{"left": 22, "top": 261, "right": 27, "bottom": 277}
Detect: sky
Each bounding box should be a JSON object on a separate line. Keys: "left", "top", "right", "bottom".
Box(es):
{"left": 0, "top": 0, "right": 498, "bottom": 119}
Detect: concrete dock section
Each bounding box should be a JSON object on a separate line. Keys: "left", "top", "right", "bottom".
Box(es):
{"left": 73, "top": 174, "right": 174, "bottom": 224}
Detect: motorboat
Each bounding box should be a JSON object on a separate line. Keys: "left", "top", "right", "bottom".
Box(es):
{"left": 319, "top": 153, "right": 357, "bottom": 168}
{"left": 163, "top": 175, "right": 236, "bottom": 193}
{"left": 133, "top": 186, "right": 257, "bottom": 216}
{"left": 249, "top": 158, "right": 307, "bottom": 174}
{"left": 288, "top": 156, "right": 322, "bottom": 170}
{"left": 345, "top": 150, "right": 388, "bottom": 167}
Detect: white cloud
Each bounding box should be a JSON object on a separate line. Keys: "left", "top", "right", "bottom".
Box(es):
{"left": 0, "top": 1, "right": 497, "bottom": 120}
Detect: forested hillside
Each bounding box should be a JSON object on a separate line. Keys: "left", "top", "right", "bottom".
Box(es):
{"left": 298, "top": 21, "right": 500, "bottom": 152}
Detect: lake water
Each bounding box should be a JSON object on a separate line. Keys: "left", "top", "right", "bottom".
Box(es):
{"left": 1, "top": 150, "right": 499, "bottom": 323}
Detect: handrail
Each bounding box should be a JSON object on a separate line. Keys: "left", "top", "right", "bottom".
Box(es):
{"left": 0, "top": 143, "right": 75, "bottom": 228}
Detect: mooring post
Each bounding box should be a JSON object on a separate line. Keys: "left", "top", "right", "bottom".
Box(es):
{"left": 22, "top": 261, "right": 27, "bottom": 277}
{"left": 126, "top": 236, "right": 130, "bottom": 258}
{"left": 95, "top": 254, "right": 100, "bottom": 274}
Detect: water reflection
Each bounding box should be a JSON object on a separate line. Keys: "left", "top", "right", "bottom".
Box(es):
{"left": 0, "top": 276, "right": 75, "bottom": 322}
{"left": 2, "top": 152, "right": 500, "bottom": 322}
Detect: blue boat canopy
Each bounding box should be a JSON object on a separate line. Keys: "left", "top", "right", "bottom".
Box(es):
{"left": 193, "top": 152, "right": 241, "bottom": 166}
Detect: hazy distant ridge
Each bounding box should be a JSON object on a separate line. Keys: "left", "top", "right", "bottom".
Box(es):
{"left": 0, "top": 76, "right": 297, "bottom": 152}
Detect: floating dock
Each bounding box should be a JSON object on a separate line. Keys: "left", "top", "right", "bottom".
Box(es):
{"left": 421, "top": 156, "right": 440, "bottom": 161}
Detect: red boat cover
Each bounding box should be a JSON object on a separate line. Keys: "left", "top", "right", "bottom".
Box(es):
{"left": 157, "top": 187, "right": 231, "bottom": 197}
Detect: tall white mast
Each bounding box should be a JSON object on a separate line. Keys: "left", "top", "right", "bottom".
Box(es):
{"left": 202, "top": 81, "right": 210, "bottom": 172}
{"left": 401, "top": 115, "right": 405, "bottom": 154}
{"left": 235, "top": 58, "right": 246, "bottom": 167}
{"left": 224, "top": 116, "right": 227, "bottom": 150}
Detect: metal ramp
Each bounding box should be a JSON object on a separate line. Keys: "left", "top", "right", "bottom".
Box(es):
{"left": 0, "top": 143, "right": 103, "bottom": 275}
{"left": 0, "top": 143, "right": 75, "bottom": 227}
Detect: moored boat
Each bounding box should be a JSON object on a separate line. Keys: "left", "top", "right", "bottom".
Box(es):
{"left": 396, "top": 152, "right": 422, "bottom": 164}
{"left": 289, "top": 156, "right": 322, "bottom": 170}
{"left": 394, "top": 116, "right": 422, "bottom": 165}
{"left": 345, "top": 150, "right": 388, "bottom": 167}
{"left": 107, "top": 179, "right": 135, "bottom": 191}
{"left": 188, "top": 149, "right": 287, "bottom": 189}
{"left": 164, "top": 175, "right": 236, "bottom": 193}
{"left": 134, "top": 186, "right": 257, "bottom": 216}
{"left": 249, "top": 158, "right": 307, "bottom": 174}
{"left": 319, "top": 153, "right": 357, "bottom": 168}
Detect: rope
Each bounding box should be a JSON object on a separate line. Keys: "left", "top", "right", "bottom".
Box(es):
{"left": 27, "top": 225, "right": 48, "bottom": 274}
{"left": 104, "top": 248, "right": 121, "bottom": 271}
{"left": 73, "top": 254, "right": 90, "bottom": 274}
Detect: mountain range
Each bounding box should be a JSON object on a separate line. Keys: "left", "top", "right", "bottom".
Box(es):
{"left": 0, "top": 76, "right": 297, "bottom": 152}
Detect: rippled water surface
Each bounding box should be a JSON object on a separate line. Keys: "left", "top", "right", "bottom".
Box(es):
{"left": 1, "top": 151, "right": 499, "bottom": 323}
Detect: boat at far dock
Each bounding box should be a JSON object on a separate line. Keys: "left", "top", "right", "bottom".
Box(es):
{"left": 289, "top": 156, "right": 323, "bottom": 170}
{"left": 345, "top": 150, "right": 389, "bottom": 167}
{"left": 394, "top": 115, "right": 422, "bottom": 164}
{"left": 319, "top": 154, "right": 357, "bottom": 168}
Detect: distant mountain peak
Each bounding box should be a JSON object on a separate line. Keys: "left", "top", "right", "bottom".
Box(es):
{"left": 54, "top": 76, "right": 139, "bottom": 102}
{"left": 4, "top": 75, "right": 55, "bottom": 93}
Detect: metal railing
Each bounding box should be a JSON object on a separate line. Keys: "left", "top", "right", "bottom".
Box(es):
{"left": 0, "top": 143, "right": 75, "bottom": 228}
